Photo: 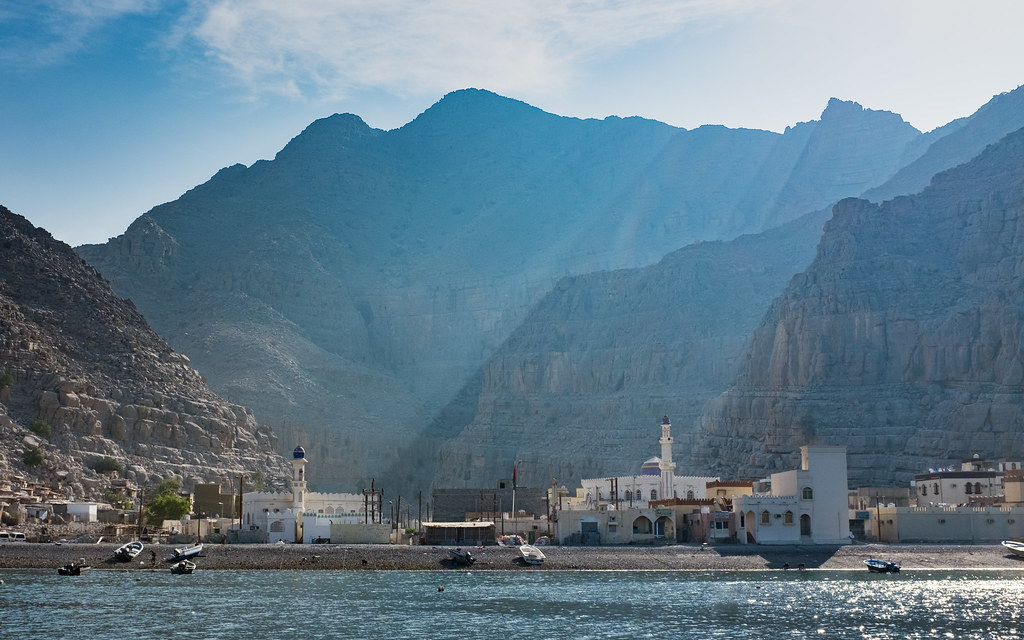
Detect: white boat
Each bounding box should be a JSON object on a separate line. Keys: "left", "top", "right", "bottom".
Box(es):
{"left": 1002, "top": 540, "right": 1024, "bottom": 557}
{"left": 170, "top": 542, "right": 203, "bottom": 561}
{"left": 518, "top": 544, "right": 545, "bottom": 565}
{"left": 170, "top": 559, "right": 196, "bottom": 574}
{"left": 113, "top": 540, "right": 144, "bottom": 562}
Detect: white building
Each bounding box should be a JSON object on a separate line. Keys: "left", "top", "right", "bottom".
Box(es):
{"left": 577, "top": 416, "right": 719, "bottom": 508}
{"left": 734, "top": 446, "right": 851, "bottom": 545}
{"left": 241, "top": 446, "right": 370, "bottom": 543}
{"left": 911, "top": 455, "right": 1021, "bottom": 507}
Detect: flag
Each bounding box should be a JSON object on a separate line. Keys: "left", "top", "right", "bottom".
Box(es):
{"left": 513, "top": 462, "right": 517, "bottom": 489}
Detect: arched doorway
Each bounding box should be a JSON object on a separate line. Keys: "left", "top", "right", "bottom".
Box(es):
{"left": 654, "top": 516, "right": 673, "bottom": 540}
{"left": 800, "top": 514, "right": 811, "bottom": 537}
{"left": 745, "top": 510, "right": 756, "bottom": 543}
{"left": 632, "top": 516, "right": 653, "bottom": 535}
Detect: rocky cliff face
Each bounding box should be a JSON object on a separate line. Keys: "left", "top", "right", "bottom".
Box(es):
{"left": 0, "top": 206, "right": 288, "bottom": 498}
{"left": 404, "top": 211, "right": 831, "bottom": 490}
{"left": 687, "top": 126, "right": 1024, "bottom": 487}
{"left": 76, "top": 89, "right": 927, "bottom": 491}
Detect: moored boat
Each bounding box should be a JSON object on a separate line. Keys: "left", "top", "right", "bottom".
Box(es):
{"left": 517, "top": 544, "right": 545, "bottom": 565}
{"left": 170, "top": 559, "right": 196, "bottom": 574}
{"left": 864, "top": 557, "right": 900, "bottom": 573}
{"left": 58, "top": 558, "right": 91, "bottom": 576}
{"left": 113, "top": 540, "right": 144, "bottom": 562}
{"left": 448, "top": 548, "right": 476, "bottom": 566}
{"left": 1002, "top": 540, "right": 1024, "bottom": 557}
{"left": 170, "top": 542, "right": 203, "bottom": 561}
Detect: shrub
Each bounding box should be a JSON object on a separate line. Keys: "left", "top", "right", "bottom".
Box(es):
{"left": 22, "top": 445, "right": 44, "bottom": 466}
{"left": 30, "top": 419, "right": 52, "bottom": 439}
{"left": 90, "top": 456, "right": 123, "bottom": 474}
{"left": 0, "top": 372, "right": 13, "bottom": 388}
{"left": 102, "top": 490, "right": 132, "bottom": 510}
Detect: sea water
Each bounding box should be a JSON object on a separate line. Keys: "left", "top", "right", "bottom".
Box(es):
{"left": 1, "top": 568, "right": 1022, "bottom": 639}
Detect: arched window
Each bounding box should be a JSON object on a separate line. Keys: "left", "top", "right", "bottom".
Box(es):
{"left": 975, "top": 482, "right": 982, "bottom": 494}
{"left": 650, "top": 489, "right": 658, "bottom": 501}
{"left": 965, "top": 483, "right": 973, "bottom": 494}
{"left": 921, "top": 485, "right": 927, "bottom": 496}
{"left": 686, "top": 490, "right": 694, "bottom": 499}
{"left": 784, "top": 511, "right": 794, "bottom": 524}
{"left": 801, "top": 487, "right": 813, "bottom": 500}
{"left": 933, "top": 483, "right": 940, "bottom": 494}
{"left": 625, "top": 490, "right": 632, "bottom": 501}
{"left": 761, "top": 511, "right": 770, "bottom": 524}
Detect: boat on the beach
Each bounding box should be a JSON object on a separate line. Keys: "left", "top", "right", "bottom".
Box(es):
{"left": 517, "top": 544, "right": 545, "bottom": 565}
{"left": 863, "top": 558, "right": 900, "bottom": 573}
{"left": 170, "top": 542, "right": 203, "bottom": 561}
{"left": 170, "top": 559, "right": 196, "bottom": 574}
{"left": 113, "top": 540, "right": 144, "bottom": 562}
{"left": 448, "top": 548, "right": 476, "bottom": 566}
{"left": 1002, "top": 540, "right": 1024, "bottom": 557}
{"left": 58, "top": 558, "right": 90, "bottom": 576}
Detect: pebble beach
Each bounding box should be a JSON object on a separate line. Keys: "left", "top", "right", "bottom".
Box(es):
{"left": 3, "top": 541, "right": 1023, "bottom": 572}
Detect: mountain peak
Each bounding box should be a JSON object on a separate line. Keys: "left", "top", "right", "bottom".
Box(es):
{"left": 275, "top": 112, "right": 378, "bottom": 161}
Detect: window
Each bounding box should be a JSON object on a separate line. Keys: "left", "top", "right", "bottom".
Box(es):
{"left": 975, "top": 482, "right": 982, "bottom": 493}
{"left": 784, "top": 511, "right": 794, "bottom": 524}
{"left": 965, "top": 483, "right": 973, "bottom": 494}
{"left": 802, "top": 487, "right": 813, "bottom": 500}
{"left": 625, "top": 490, "right": 632, "bottom": 501}
{"left": 686, "top": 490, "right": 694, "bottom": 499}
{"left": 650, "top": 490, "right": 658, "bottom": 501}
{"left": 933, "top": 483, "right": 939, "bottom": 494}
{"left": 761, "top": 511, "right": 770, "bottom": 525}
{"left": 921, "top": 485, "right": 927, "bottom": 496}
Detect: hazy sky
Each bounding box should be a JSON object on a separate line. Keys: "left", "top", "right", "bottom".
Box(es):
{"left": 2, "top": 0, "right": 1023, "bottom": 246}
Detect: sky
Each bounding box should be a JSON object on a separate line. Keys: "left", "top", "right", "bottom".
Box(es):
{"left": 2, "top": 1, "right": 1023, "bottom": 247}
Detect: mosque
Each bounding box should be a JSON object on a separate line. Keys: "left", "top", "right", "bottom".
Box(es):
{"left": 576, "top": 416, "right": 719, "bottom": 508}
{"left": 241, "top": 446, "right": 370, "bottom": 543}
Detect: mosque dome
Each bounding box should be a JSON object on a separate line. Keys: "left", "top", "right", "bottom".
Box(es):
{"left": 293, "top": 446, "right": 306, "bottom": 459}
{"left": 640, "top": 456, "right": 662, "bottom": 476}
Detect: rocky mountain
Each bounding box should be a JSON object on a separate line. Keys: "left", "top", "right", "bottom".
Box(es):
{"left": 688, "top": 125, "right": 1024, "bottom": 487}
{"left": 0, "top": 206, "right": 289, "bottom": 499}
{"left": 405, "top": 209, "right": 831, "bottom": 490}
{"left": 76, "top": 89, "right": 931, "bottom": 491}
{"left": 417, "top": 85, "right": 1024, "bottom": 492}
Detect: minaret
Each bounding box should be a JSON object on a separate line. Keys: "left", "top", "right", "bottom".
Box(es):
{"left": 658, "top": 416, "right": 676, "bottom": 500}
{"left": 291, "top": 445, "right": 307, "bottom": 514}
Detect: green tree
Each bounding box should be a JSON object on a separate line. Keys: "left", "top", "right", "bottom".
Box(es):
{"left": 30, "top": 419, "right": 52, "bottom": 439}
{"left": 0, "top": 372, "right": 13, "bottom": 388}
{"left": 22, "top": 445, "right": 44, "bottom": 466}
{"left": 144, "top": 477, "right": 189, "bottom": 525}
{"left": 102, "top": 490, "right": 132, "bottom": 510}
{"left": 90, "top": 456, "right": 123, "bottom": 474}
{"left": 145, "top": 491, "right": 190, "bottom": 525}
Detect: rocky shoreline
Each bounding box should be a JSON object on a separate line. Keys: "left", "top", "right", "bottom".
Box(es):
{"left": 3, "top": 541, "right": 1024, "bottom": 572}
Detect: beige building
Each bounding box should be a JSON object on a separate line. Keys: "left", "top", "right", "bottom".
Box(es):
{"left": 734, "top": 446, "right": 851, "bottom": 545}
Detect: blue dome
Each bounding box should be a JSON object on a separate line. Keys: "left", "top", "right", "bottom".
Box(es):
{"left": 640, "top": 457, "right": 662, "bottom": 476}
{"left": 293, "top": 446, "right": 306, "bottom": 459}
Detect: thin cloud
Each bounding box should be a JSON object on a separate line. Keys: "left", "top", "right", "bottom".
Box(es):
{"left": 0, "top": 0, "right": 159, "bottom": 66}
{"left": 185, "top": 0, "right": 764, "bottom": 101}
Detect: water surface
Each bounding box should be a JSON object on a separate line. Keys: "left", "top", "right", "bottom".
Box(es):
{"left": 2, "top": 568, "right": 1020, "bottom": 639}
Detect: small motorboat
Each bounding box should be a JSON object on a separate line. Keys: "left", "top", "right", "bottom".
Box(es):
{"left": 517, "top": 544, "right": 545, "bottom": 565}
{"left": 170, "top": 542, "right": 203, "bottom": 561}
{"left": 448, "top": 548, "right": 476, "bottom": 566}
{"left": 58, "top": 558, "right": 91, "bottom": 576}
{"left": 1002, "top": 540, "right": 1024, "bottom": 557}
{"left": 170, "top": 559, "right": 196, "bottom": 574}
{"left": 113, "top": 540, "right": 144, "bottom": 562}
{"left": 864, "top": 557, "right": 900, "bottom": 573}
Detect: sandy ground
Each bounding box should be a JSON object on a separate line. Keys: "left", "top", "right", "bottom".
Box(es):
{"left": 3, "top": 541, "right": 1024, "bottom": 572}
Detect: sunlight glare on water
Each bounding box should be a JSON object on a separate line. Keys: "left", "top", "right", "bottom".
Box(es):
{"left": 1, "top": 568, "right": 1022, "bottom": 639}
